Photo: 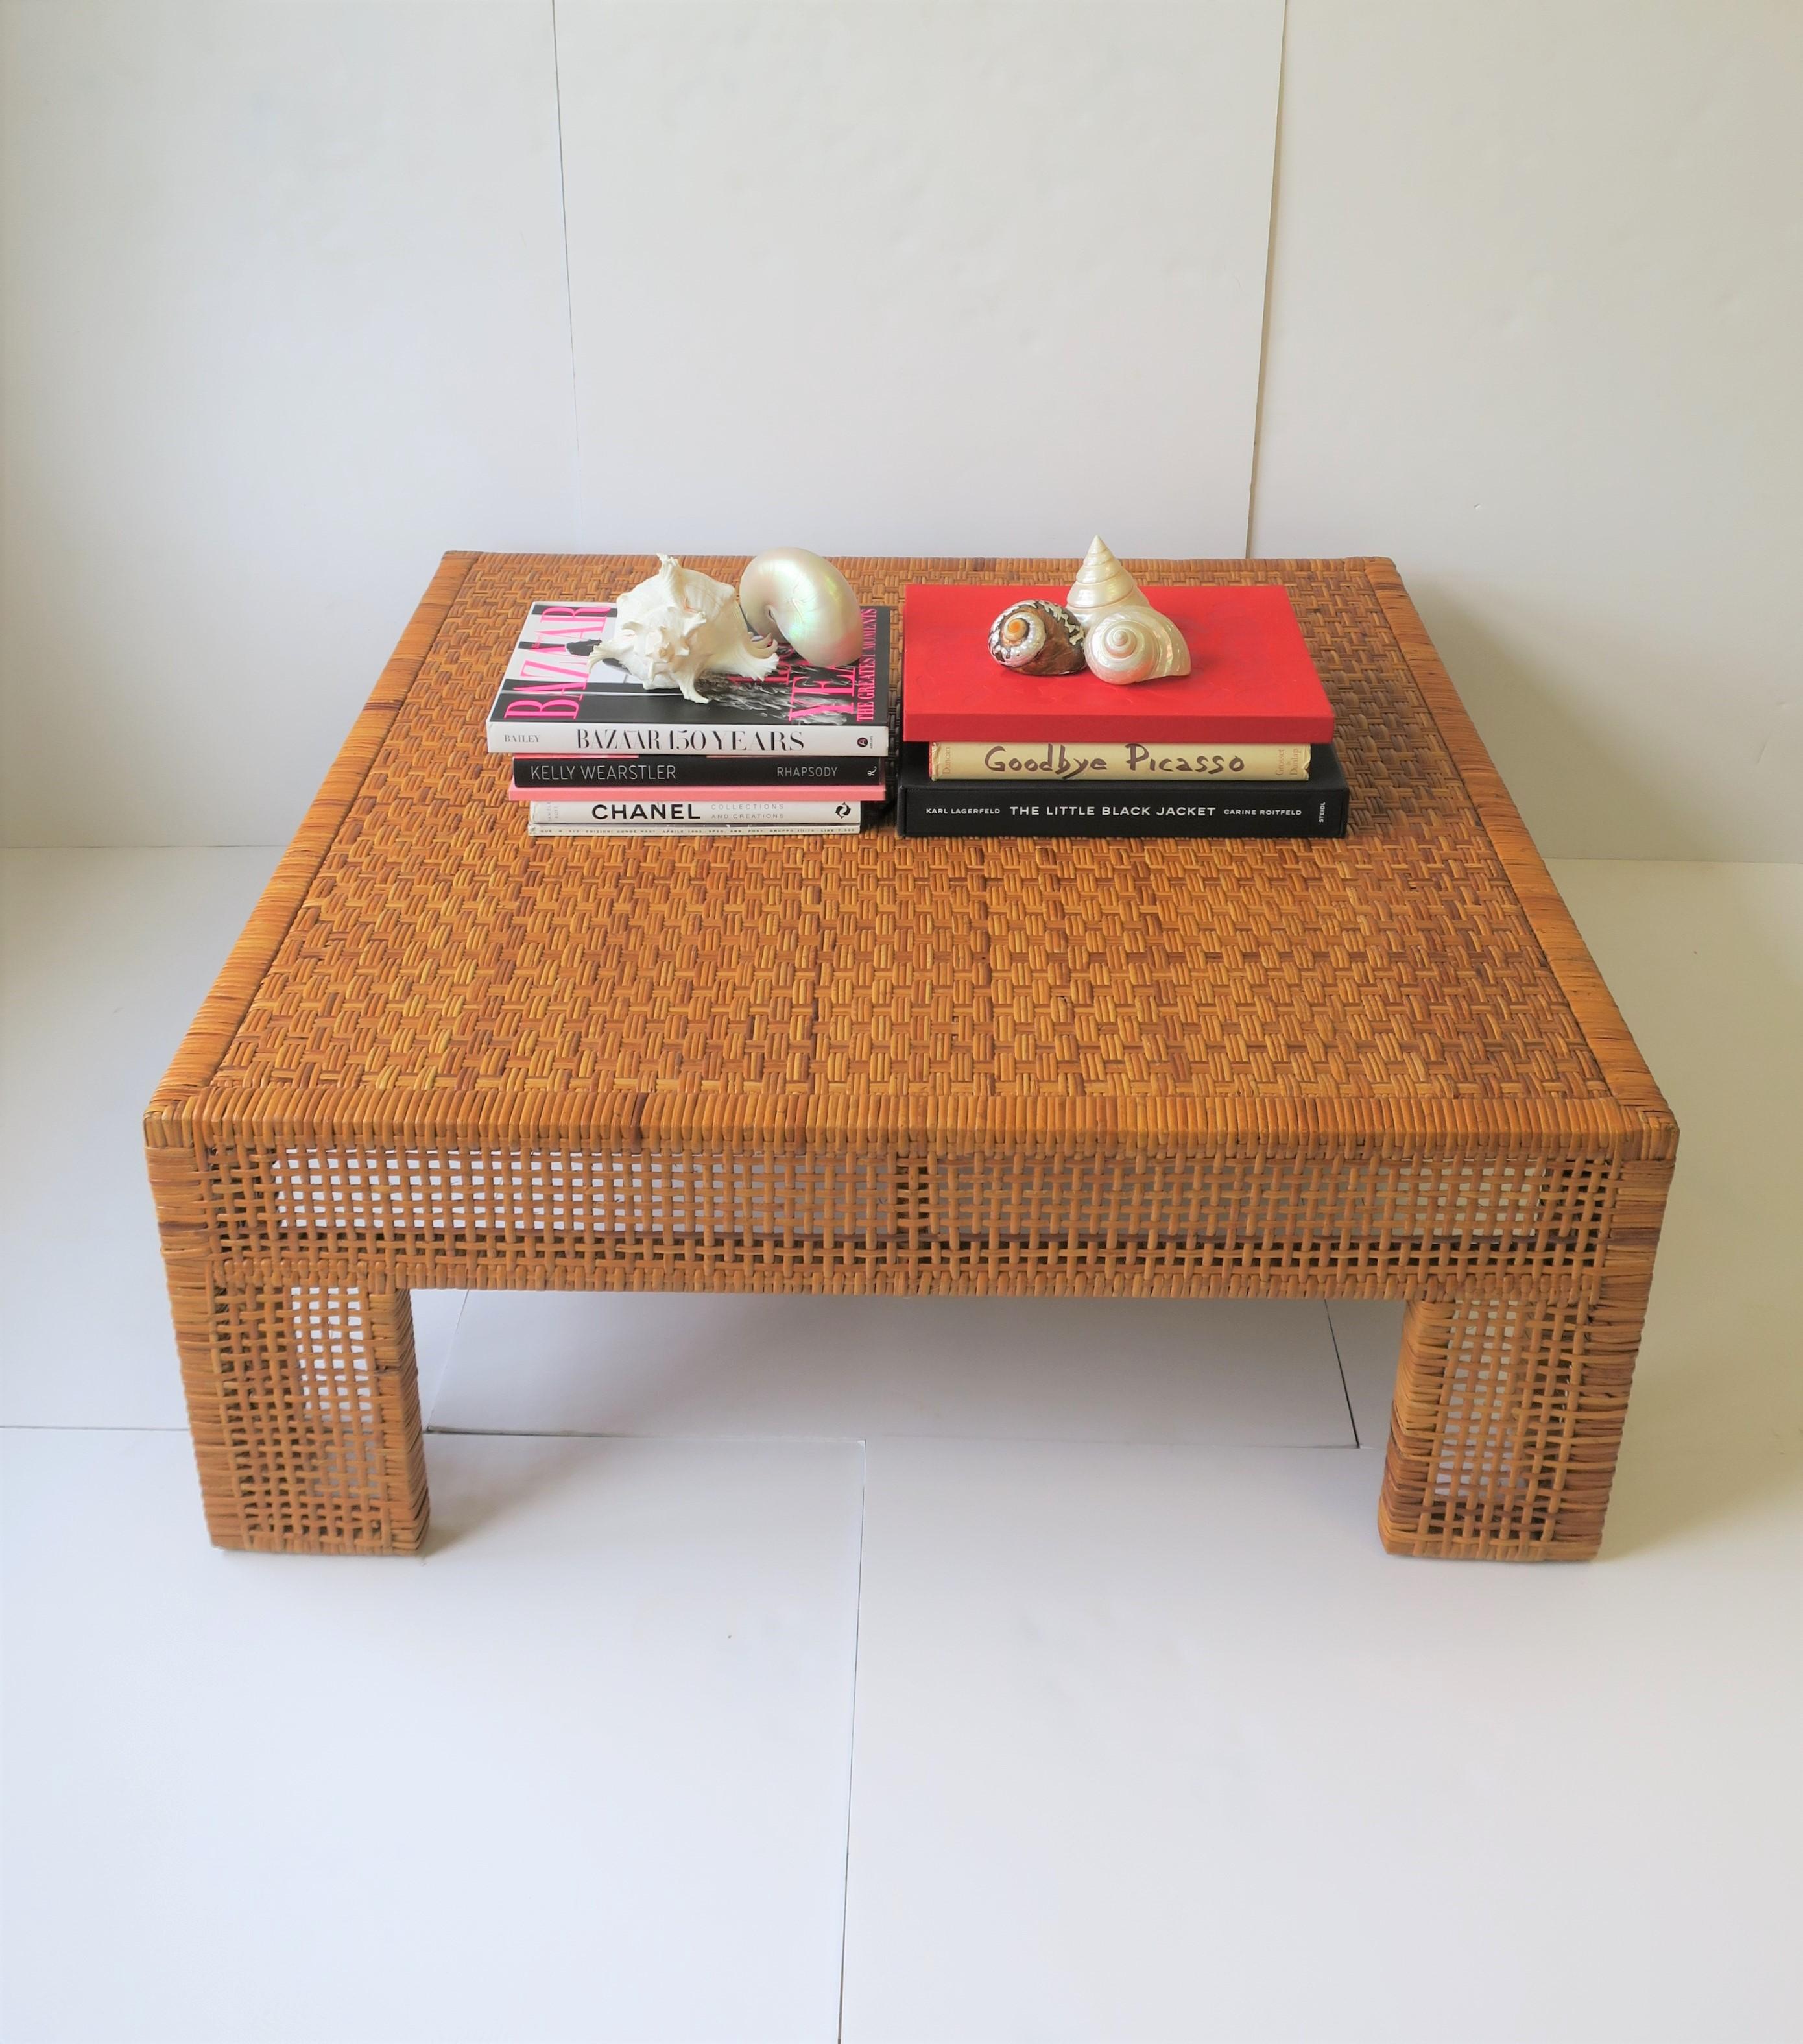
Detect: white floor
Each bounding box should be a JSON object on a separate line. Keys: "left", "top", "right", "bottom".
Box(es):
{"left": 2, "top": 851, "right": 1798, "bottom": 2044}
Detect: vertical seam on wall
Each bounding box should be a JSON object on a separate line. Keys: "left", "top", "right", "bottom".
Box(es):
{"left": 1244, "top": 0, "right": 1289, "bottom": 557}
{"left": 549, "top": 0, "right": 583, "bottom": 532}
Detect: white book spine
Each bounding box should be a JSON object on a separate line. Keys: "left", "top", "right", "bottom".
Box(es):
{"left": 528, "top": 799, "right": 858, "bottom": 827}
{"left": 492, "top": 723, "right": 889, "bottom": 757}
{"left": 529, "top": 821, "right": 863, "bottom": 837}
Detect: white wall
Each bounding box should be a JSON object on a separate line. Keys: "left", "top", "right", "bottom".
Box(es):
{"left": 3, "top": 0, "right": 1797, "bottom": 857}
{"left": 1251, "top": 0, "right": 1803, "bottom": 861}
{"left": 0, "top": 0, "right": 579, "bottom": 847}
{"left": 556, "top": 0, "right": 1283, "bottom": 556}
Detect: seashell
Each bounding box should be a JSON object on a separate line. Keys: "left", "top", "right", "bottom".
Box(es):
{"left": 1082, "top": 602, "right": 1192, "bottom": 686}
{"left": 1065, "top": 535, "right": 1144, "bottom": 623}
{"left": 591, "top": 555, "right": 781, "bottom": 703}
{"left": 738, "top": 547, "right": 863, "bottom": 669}
{"left": 988, "top": 599, "right": 1087, "bottom": 676}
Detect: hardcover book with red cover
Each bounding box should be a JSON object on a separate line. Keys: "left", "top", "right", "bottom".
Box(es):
{"left": 902, "top": 584, "right": 1334, "bottom": 744}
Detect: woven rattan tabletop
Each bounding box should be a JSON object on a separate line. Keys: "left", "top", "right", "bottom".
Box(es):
{"left": 154, "top": 553, "right": 1672, "bottom": 1153}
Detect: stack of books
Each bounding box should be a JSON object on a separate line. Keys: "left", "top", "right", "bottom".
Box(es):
{"left": 486, "top": 601, "right": 893, "bottom": 836}
{"left": 895, "top": 583, "right": 1347, "bottom": 839}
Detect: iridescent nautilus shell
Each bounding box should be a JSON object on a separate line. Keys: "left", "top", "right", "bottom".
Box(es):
{"left": 988, "top": 599, "right": 1088, "bottom": 675}
{"left": 737, "top": 547, "right": 863, "bottom": 670}
{"left": 1082, "top": 601, "right": 1193, "bottom": 686}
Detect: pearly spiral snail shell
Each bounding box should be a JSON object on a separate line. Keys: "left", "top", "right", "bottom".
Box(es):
{"left": 738, "top": 547, "right": 863, "bottom": 669}
{"left": 1082, "top": 603, "right": 1192, "bottom": 686}
{"left": 1065, "top": 535, "right": 1144, "bottom": 623}
{"left": 988, "top": 599, "right": 1087, "bottom": 675}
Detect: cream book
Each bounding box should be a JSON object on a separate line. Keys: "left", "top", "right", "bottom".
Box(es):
{"left": 928, "top": 740, "right": 1313, "bottom": 783}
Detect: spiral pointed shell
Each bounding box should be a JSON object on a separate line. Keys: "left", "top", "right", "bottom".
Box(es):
{"left": 1082, "top": 603, "right": 1192, "bottom": 686}
{"left": 988, "top": 599, "right": 1087, "bottom": 675}
{"left": 1066, "top": 536, "right": 1144, "bottom": 623}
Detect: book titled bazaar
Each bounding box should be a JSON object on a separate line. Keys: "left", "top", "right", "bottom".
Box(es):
{"left": 488, "top": 602, "right": 892, "bottom": 755}
{"left": 902, "top": 584, "right": 1333, "bottom": 745}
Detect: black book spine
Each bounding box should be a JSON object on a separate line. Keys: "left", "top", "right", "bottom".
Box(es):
{"left": 898, "top": 780, "right": 1349, "bottom": 839}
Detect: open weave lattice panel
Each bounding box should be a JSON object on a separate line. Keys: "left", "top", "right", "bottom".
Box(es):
{"left": 193, "top": 1134, "right": 1629, "bottom": 1299}
{"left": 208, "top": 555, "right": 1615, "bottom": 1112}
{"left": 168, "top": 1277, "right": 427, "bottom": 1553}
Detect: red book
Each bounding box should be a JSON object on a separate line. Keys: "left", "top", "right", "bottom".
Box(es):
{"left": 902, "top": 584, "right": 1334, "bottom": 744}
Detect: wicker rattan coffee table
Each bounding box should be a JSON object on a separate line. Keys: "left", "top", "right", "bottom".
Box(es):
{"left": 147, "top": 553, "right": 1676, "bottom": 1561}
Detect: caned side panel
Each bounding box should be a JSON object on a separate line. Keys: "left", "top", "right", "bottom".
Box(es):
{"left": 1378, "top": 1159, "right": 1671, "bottom": 1559}
{"left": 152, "top": 1142, "right": 427, "bottom": 1552}
{"left": 193, "top": 1134, "right": 1630, "bottom": 1301}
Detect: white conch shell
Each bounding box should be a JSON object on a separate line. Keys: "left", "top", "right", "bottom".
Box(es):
{"left": 591, "top": 555, "right": 780, "bottom": 703}
{"left": 1083, "top": 603, "right": 1192, "bottom": 686}
{"left": 1066, "top": 535, "right": 1144, "bottom": 623}
{"left": 738, "top": 547, "right": 863, "bottom": 669}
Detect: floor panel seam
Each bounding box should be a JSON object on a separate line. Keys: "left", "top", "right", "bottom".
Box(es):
{"left": 1324, "top": 1301, "right": 1361, "bottom": 1447}
{"left": 835, "top": 1437, "right": 867, "bottom": 2043}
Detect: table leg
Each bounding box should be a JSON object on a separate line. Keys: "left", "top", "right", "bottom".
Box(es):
{"left": 165, "top": 1268, "right": 429, "bottom": 1554}
{"left": 1377, "top": 1276, "right": 1653, "bottom": 1560}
